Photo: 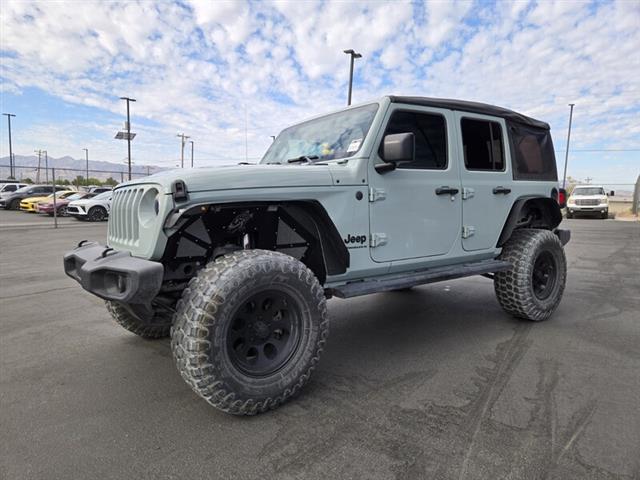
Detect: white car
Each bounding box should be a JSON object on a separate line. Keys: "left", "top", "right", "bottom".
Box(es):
{"left": 0, "top": 182, "right": 28, "bottom": 200}
{"left": 67, "top": 190, "right": 112, "bottom": 221}
{"left": 566, "top": 185, "right": 610, "bottom": 219}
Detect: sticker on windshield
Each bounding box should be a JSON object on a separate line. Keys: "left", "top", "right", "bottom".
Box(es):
{"left": 347, "top": 138, "right": 362, "bottom": 153}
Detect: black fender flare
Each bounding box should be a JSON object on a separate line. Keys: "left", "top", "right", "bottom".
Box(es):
{"left": 497, "top": 196, "right": 562, "bottom": 247}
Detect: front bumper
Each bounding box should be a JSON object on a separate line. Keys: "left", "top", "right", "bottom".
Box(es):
{"left": 63, "top": 242, "right": 163, "bottom": 304}
{"left": 567, "top": 204, "right": 608, "bottom": 212}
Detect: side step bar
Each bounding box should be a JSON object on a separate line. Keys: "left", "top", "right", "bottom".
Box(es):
{"left": 327, "top": 259, "right": 512, "bottom": 299}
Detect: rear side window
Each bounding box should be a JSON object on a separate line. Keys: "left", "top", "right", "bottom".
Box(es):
{"left": 509, "top": 123, "right": 558, "bottom": 181}
{"left": 3, "top": 185, "right": 17, "bottom": 192}
{"left": 461, "top": 118, "right": 505, "bottom": 171}
{"left": 380, "top": 110, "right": 448, "bottom": 169}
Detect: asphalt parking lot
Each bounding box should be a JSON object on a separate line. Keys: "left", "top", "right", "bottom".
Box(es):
{"left": 1, "top": 212, "right": 639, "bottom": 480}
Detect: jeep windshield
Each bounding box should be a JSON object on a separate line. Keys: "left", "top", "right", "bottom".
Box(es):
{"left": 261, "top": 103, "right": 379, "bottom": 164}
{"left": 573, "top": 187, "right": 605, "bottom": 196}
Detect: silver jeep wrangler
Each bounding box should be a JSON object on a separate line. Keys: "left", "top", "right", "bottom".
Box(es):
{"left": 64, "top": 96, "right": 570, "bottom": 415}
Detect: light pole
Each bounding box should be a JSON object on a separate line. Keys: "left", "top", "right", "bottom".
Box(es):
{"left": 562, "top": 103, "right": 575, "bottom": 189}
{"left": 118, "top": 97, "right": 136, "bottom": 180}
{"left": 343, "top": 49, "right": 362, "bottom": 106}
{"left": 2, "top": 113, "right": 16, "bottom": 179}
{"left": 189, "top": 140, "right": 194, "bottom": 168}
{"left": 82, "top": 148, "right": 89, "bottom": 184}
{"left": 177, "top": 133, "right": 190, "bottom": 168}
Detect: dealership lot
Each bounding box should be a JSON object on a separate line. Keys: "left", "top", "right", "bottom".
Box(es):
{"left": 1, "top": 213, "right": 638, "bottom": 479}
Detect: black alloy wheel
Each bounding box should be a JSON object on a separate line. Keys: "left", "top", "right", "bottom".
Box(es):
{"left": 532, "top": 251, "right": 557, "bottom": 300}
{"left": 88, "top": 206, "right": 107, "bottom": 221}
{"left": 226, "top": 289, "right": 302, "bottom": 377}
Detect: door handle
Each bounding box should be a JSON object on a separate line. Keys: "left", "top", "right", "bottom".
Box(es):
{"left": 492, "top": 186, "right": 511, "bottom": 195}
{"left": 435, "top": 186, "right": 460, "bottom": 196}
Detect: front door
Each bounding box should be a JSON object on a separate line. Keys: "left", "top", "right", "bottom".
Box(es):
{"left": 369, "top": 106, "right": 461, "bottom": 263}
{"left": 455, "top": 112, "right": 513, "bottom": 251}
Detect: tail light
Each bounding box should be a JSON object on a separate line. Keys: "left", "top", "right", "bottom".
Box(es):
{"left": 558, "top": 189, "right": 567, "bottom": 208}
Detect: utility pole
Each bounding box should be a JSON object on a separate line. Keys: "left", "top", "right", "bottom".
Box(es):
{"left": 245, "top": 106, "right": 249, "bottom": 162}
{"left": 189, "top": 140, "right": 194, "bottom": 168}
{"left": 117, "top": 97, "right": 136, "bottom": 180}
{"left": 83, "top": 148, "right": 89, "bottom": 184}
{"left": 2, "top": 113, "right": 16, "bottom": 179}
{"left": 43, "top": 150, "right": 48, "bottom": 183}
{"left": 343, "top": 49, "right": 362, "bottom": 106}
{"left": 562, "top": 103, "right": 575, "bottom": 189}
{"left": 34, "top": 149, "right": 42, "bottom": 183}
{"left": 177, "top": 133, "right": 190, "bottom": 168}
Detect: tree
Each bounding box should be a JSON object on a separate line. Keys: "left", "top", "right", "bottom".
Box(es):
{"left": 104, "top": 177, "right": 118, "bottom": 186}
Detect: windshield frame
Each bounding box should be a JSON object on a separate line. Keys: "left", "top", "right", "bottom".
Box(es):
{"left": 260, "top": 103, "right": 380, "bottom": 165}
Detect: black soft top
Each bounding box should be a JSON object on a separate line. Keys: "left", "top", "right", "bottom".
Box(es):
{"left": 388, "top": 96, "right": 549, "bottom": 130}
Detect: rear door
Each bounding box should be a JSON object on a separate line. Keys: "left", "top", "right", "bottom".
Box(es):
{"left": 369, "top": 106, "right": 461, "bottom": 262}
{"left": 456, "top": 113, "right": 513, "bottom": 251}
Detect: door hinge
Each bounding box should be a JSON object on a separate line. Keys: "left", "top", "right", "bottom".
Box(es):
{"left": 462, "top": 187, "right": 475, "bottom": 200}
{"left": 370, "top": 232, "right": 388, "bottom": 247}
{"left": 369, "top": 187, "right": 386, "bottom": 202}
{"left": 462, "top": 226, "right": 476, "bottom": 239}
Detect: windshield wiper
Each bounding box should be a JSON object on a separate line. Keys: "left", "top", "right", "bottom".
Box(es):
{"left": 287, "top": 155, "right": 319, "bottom": 164}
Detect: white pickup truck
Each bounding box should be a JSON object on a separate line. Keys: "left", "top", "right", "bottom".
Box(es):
{"left": 566, "top": 185, "right": 611, "bottom": 219}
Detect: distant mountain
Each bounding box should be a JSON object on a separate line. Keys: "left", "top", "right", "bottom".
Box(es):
{"left": 0, "top": 155, "right": 164, "bottom": 182}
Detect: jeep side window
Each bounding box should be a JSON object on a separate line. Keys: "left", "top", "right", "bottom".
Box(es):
{"left": 461, "top": 118, "right": 505, "bottom": 171}
{"left": 380, "top": 110, "right": 447, "bottom": 169}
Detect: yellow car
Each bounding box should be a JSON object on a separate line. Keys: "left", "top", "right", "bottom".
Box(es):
{"left": 20, "top": 191, "right": 77, "bottom": 212}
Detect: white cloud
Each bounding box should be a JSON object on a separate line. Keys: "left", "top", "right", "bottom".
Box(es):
{"left": 0, "top": 0, "right": 638, "bottom": 184}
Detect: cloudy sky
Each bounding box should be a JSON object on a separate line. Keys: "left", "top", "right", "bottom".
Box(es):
{"left": 1, "top": 0, "right": 639, "bottom": 185}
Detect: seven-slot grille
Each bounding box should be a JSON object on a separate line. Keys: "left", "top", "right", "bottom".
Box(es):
{"left": 575, "top": 199, "right": 599, "bottom": 206}
{"left": 108, "top": 187, "right": 144, "bottom": 246}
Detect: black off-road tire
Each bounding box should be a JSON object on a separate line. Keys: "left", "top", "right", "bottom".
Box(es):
{"left": 494, "top": 229, "right": 567, "bottom": 322}
{"left": 171, "top": 249, "right": 329, "bottom": 415}
{"left": 106, "top": 301, "right": 172, "bottom": 339}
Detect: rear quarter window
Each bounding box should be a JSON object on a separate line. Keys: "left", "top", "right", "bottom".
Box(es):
{"left": 509, "top": 122, "right": 558, "bottom": 181}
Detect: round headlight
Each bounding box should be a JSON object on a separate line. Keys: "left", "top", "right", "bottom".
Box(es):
{"left": 139, "top": 187, "right": 160, "bottom": 226}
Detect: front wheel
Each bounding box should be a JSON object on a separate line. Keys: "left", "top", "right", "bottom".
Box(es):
{"left": 171, "top": 250, "right": 329, "bottom": 415}
{"left": 106, "top": 301, "right": 172, "bottom": 338}
{"left": 494, "top": 229, "right": 567, "bottom": 322}
{"left": 601, "top": 210, "right": 608, "bottom": 219}
{"left": 88, "top": 206, "right": 107, "bottom": 221}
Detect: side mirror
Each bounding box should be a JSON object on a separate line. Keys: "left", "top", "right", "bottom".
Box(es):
{"left": 609, "top": 190, "right": 615, "bottom": 197}
{"left": 376, "top": 132, "right": 415, "bottom": 173}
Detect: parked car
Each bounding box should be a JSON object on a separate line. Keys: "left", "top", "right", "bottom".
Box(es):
{"left": 37, "top": 192, "right": 95, "bottom": 216}
{"left": 20, "top": 190, "right": 77, "bottom": 212}
{"left": 87, "top": 186, "right": 114, "bottom": 194}
{"left": 66, "top": 190, "right": 112, "bottom": 221}
{"left": 0, "top": 182, "right": 28, "bottom": 200}
{"left": 566, "top": 185, "right": 611, "bottom": 218}
{"left": 64, "top": 95, "right": 569, "bottom": 416}
{"left": 0, "top": 185, "right": 68, "bottom": 210}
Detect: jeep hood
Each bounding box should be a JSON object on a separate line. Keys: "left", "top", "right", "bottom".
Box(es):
{"left": 117, "top": 164, "right": 335, "bottom": 193}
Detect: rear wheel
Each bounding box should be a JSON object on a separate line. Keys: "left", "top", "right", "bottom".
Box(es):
{"left": 9, "top": 199, "right": 20, "bottom": 210}
{"left": 171, "top": 249, "right": 329, "bottom": 415}
{"left": 494, "top": 229, "right": 567, "bottom": 322}
{"left": 88, "top": 206, "right": 107, "bottom": 222}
